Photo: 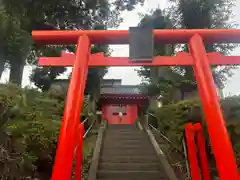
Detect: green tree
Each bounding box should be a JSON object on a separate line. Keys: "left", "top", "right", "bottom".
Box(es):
{"left": 0, "top": 7, "right": 8, "bottom": 77}
{"left": 137, "top": 9, "right": 178, "bottom": 103}
{"left": 85, "top": 43, "right": 109, "bottom": 98}
{"left": 5, "top": 25, "right": 32, "bottom": 84}
{"left": 1, "top": 0, "right": 145, "bottom": 85}
{"left": 30, "top": 44, "right": 67, "bottom": 91}
{"left": 0, "top": 7, "right": 32, "bottom": 83}
{"left": 169, "top": 0, "right": 237, "bottom": 89}
{"left": 138, "top": 0, "right": 237, "bottom": 103}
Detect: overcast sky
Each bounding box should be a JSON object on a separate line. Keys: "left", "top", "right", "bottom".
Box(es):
{"left": 1, "top": 0, "right": 240, "bottom": 96}
{"left": 105, "top": 0, "right": 240, "bottom": 97}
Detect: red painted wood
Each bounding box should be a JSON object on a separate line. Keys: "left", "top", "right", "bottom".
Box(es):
{"left": 185, "top": 123, "right": 201, "bottom": 180}
{"left": 39, "top": 52, "right": 240, "bottom": 67}
{"left": 185, "top": 123, "right": 211, "bottom": 180}
{"left": 51, "top": 36, "right": 90, "bottom": 180}
{"left": 99, "top": 94, "right": 148, "bottom": 106}
{"left": 126, "top": 104, "right": 138, "bottom": 124}
{"left": 33, "top": 29, "right": 240, "bottom": 45}
{"left": 189, "top": 34, "right": 239, "bottom": 179}
{"left": 102, "top": 104, "right": 138, "bottom": 124}
{"left": 74, "top": 124, "right": 84, "bottom": 180}
{"left": 31, "top": 29, "right": 240, "bottom": 180}
{"left": 194, "top": 123, "right": 210, "bottom": 180}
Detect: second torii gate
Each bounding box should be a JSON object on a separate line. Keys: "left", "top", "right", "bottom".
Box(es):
{"left": 32, "top": 28, "right": 240, "bottom": 180}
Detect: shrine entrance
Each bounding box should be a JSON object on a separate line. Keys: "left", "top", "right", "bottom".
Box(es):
{"left": 32, "top": 28, "right": 240, "bottom": 180}
{"left": 100, "top": 93, "right": 148, "bottom": 124}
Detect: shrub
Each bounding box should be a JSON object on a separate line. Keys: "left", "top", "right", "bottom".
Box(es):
{"left": 0, "top": 84, "right": 92, "bottom": 179}
{"left": 153, "top": 96, "right": 240, "bottom": 169}
{"left": 154, "top": 98, "right": 201, "bottom": 145}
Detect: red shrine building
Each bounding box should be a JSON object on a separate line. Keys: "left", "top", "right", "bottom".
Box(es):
{"left": 99, "top": 79, "right": 148, "bottom": 124}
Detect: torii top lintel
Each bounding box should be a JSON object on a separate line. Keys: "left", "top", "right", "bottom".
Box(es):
{"left": 32, "top": 29, "right": 240, "bottom": 45}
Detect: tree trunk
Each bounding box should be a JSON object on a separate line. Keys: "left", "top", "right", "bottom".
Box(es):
{"left": 9, "top": 60, "right": 25, "bottom": 86}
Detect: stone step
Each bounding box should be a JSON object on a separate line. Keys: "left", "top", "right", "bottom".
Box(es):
{"left": 107, "top": 124, "right": 138, "bottom": 128}
{"left": 90, "top": 124, "right": 170, "bottom": 180}
{"left": 106, "top": 129, "right": 142, "bottom": 131}
{"left": 101, "top": 147, "right": 155, "bottom": 152}
{"left": 104, "top": 134, "right": 146, "bottom": 139}
{"left": 98, "top": 162, "right": 161, "bottom": 171}
{"left": 100, "top": 155, "right": 158, "bottom": 163}
{"left": 103, "top": 136, "right": 148, "bottom": 141}
{"left": 104, "top": 137, "right": 148, "bottom": 141}
{"left": 97, "top": 170, "right": 165, "bottom": 179}
{"left": 102, "top": 140, "right": 151, "bottom": 145}
{"left": 106, "top": 129, "right": 139, "bottom": 131}
{"left": 101, "top": 144, "right": 151, "bottom": 149}
{"left": 97, "top": 179, "right": 162, "bottom": 180}
{"left": 104, "top": 134, "right": 144, "bottom": 138}
{"left": 105, "top": 131, "right": 143, "bottom": 135}
{"left": 101, "top": 149, "right": 156, "bottom": 156}
{"left": 97, "top": 178, "right": 163, "bottom": 180}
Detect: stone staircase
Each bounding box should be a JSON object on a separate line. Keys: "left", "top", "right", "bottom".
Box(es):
{"left": 93, "top": 124, "right": 171, "bottom": 180}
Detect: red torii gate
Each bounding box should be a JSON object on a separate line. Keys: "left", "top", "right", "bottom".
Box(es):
{"left": 39, "top": 51, "right": 240, "bottom": 66}
{"left": 32, "top": 29, "right": 240, "bottom": 180}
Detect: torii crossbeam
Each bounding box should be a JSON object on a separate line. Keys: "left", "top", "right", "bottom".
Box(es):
{"left": 39, "top": 51, "right": 240, "bottom": 66}
{"left": 32, "top": 29, "right": 240, "bottom": 180}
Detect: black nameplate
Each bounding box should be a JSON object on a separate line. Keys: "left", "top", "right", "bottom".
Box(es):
{"left": 129, "top": 27, "right": 154, "bottom": 62}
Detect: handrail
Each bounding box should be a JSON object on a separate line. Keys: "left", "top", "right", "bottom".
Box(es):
{"left": 147, "top": 113, "right": 183, "bottom": 154}
{"left": 81, "top": 117, "right": 89, "bottom": 125}
{"left": 147, "top": 113, "right": 194, "bottom": 179}
{"left": 74, "top": 112, "right": 98, "bottom": 179}
{"left": 83, "top": 117, "right": 97, "bottom": 139}
{"left": 148, "top": 112, "right": 158, "bottom": 120}
{"left": 73, "top": 115, "right": 97, "bottom": 179}
{"left": 149, "top": 124, "right": 183, "bottom": 154}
